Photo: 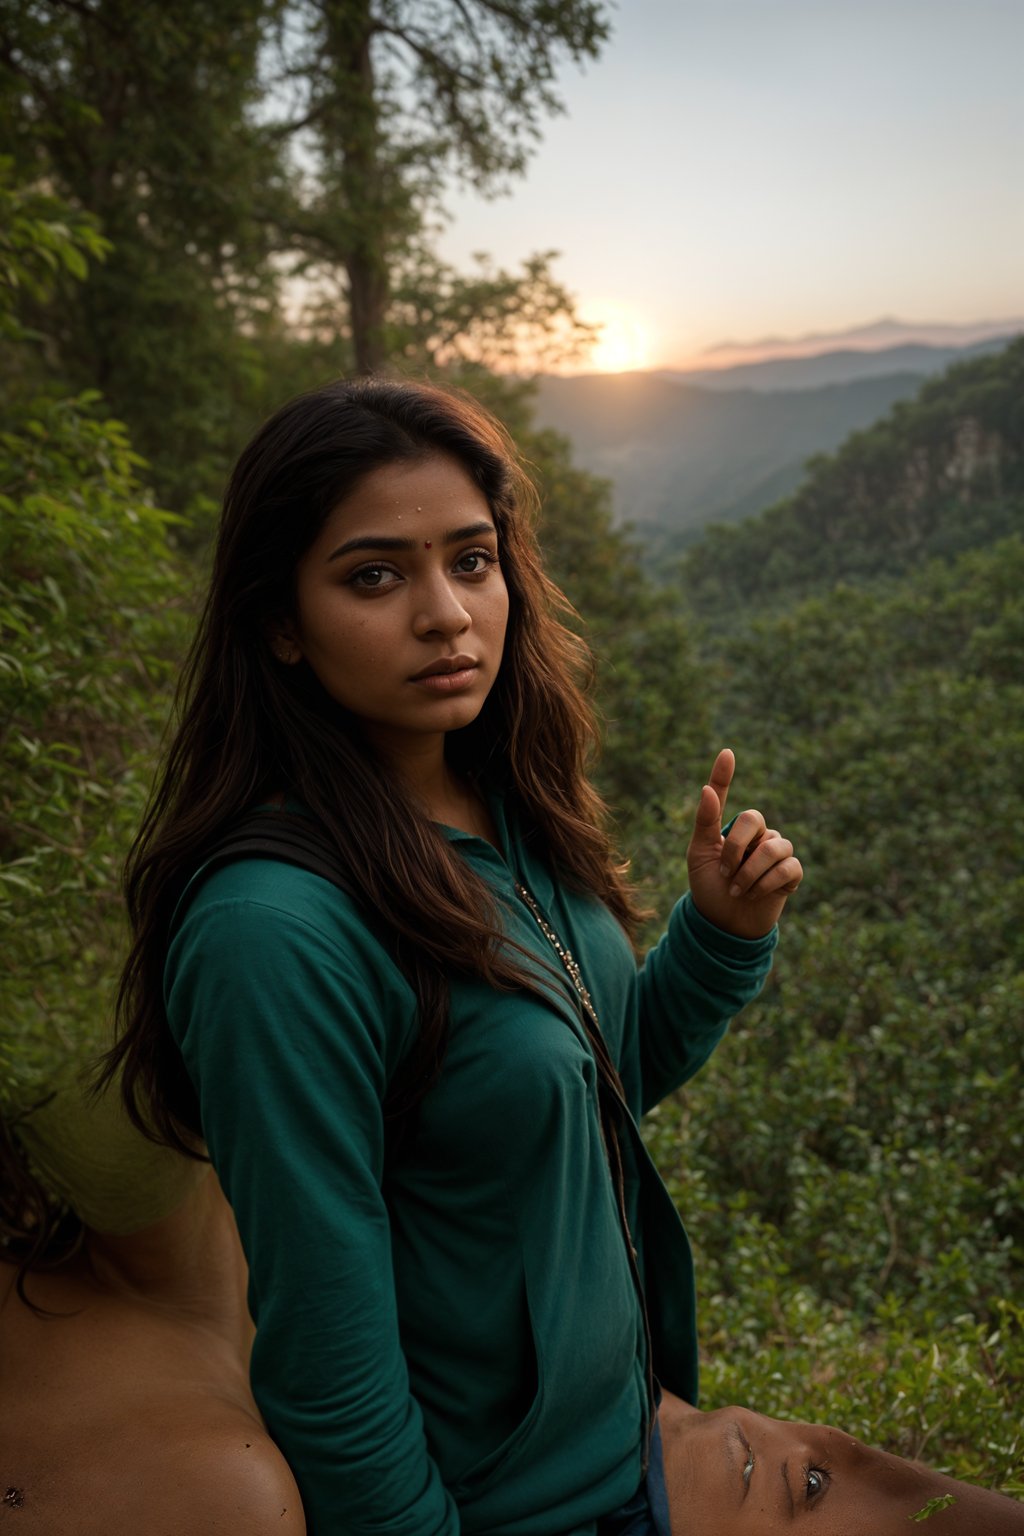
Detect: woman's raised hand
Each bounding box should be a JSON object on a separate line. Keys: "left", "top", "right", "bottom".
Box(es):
{"left": 686, "top": 748, "right": 803, "bottom": 939}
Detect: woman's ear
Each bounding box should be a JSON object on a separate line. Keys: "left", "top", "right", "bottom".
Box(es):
{"left": 266, "top": 623, "right": 302, "bottom": 666}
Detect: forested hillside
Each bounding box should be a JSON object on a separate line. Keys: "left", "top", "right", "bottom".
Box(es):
{"left": 680, "top": 337, "right": 1024, "bottom": 619}
{"left": 638, "top": 351, "right": 1023, "bottom": 1485}
{"left": 534, "top": 366, "right": 925, "bottom": 536}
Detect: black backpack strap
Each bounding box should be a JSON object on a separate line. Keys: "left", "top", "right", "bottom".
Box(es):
{"left": 190, "top": 809, "right": 359, "bottom": 901}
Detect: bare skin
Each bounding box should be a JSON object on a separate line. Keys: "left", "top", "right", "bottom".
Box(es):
{"left": 658, "top": 1389, "right": 1024, "bottom": 1536}
{"left": 0, "top": 1170, "right": 304, "bottom": 1535}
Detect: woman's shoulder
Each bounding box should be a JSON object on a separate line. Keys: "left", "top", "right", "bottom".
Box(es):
{"left": 177, "top": 850, "right": 369, "bottom": 945}
{"left": 185, "top": 851, "right": 351, "bottom": 913}
{"left": 168, "top": 855, "right": 407, "bottom": 1004}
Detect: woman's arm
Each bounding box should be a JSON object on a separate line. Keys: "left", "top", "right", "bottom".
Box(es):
{"left": 634, "top": 893, "right": 777, "bottom": 1114}
{"left": 166, "top": 876, "right": 460, "bottom": 1536}
{"left": 631, "top": 750, "right": 801, "bottom": 1114}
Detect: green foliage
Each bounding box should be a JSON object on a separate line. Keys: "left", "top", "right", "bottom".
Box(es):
{"left": 640, "top": 367, "right": 1024, "bottom": 1492}
{"left": 912, "top": 1495, "right": 958, "bottom": 1522}
{"left": 0, "top": 195, "right": 187, "bottom": 1110}
{"left": 0, "top": 388, "right": 186, "bottom": 1094}
{"left": 527, "top": 424, "right": 712, "bottom": 847}
{"left": 0, "top": 0, "right": 304, "bottom": 510}
{"left": 0, "top": 161, "right": 110, "bottom": 343}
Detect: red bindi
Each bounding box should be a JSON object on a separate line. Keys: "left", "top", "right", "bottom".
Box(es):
{"left": 424, "top": 539, "right": 432, "bottom": 549}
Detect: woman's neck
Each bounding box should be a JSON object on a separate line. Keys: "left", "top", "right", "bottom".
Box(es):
{"left": 370, "top": 734, "right": 498, "bottom": 844}
{"left": 430, "top": 773, "right": 495, "bottom": 839}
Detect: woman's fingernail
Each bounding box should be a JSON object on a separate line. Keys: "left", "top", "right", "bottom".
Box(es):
{"left": 719, "top": 863, "right": 728, "bottom": 878}
{"left": 729, "top": 883, "right": 741, "bottom": 897}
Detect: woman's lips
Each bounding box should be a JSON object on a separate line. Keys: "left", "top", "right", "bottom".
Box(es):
{"left": 409, "top": 664, "right": 479, "bottom": 692}
{"left": 409, "top": 656, "right": 479, "bottom": 691}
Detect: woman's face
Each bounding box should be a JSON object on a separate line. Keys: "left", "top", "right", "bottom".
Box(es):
{"left": 280, "top": 453, "right": 509, "bottom": 767}
{"left": 661, "top": 1400, "right": 1023, "bottom": 1535}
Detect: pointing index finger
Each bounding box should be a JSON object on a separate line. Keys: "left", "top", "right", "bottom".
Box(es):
{"left": 708, "top": 747, "right": 735, "bottom": 822}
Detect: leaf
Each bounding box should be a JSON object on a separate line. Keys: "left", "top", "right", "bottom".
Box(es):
{"left": 910, "top": 1494, "right": 957, "bottom": 1521}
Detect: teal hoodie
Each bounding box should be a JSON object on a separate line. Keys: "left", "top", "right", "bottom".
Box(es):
{"left": 165, "top": 798, "right": 776, "bottom": 1535}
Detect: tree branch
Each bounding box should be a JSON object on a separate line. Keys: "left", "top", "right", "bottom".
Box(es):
{"left": 374, "top": 21, "right": 485, "bottom": 93}
{"left": 265, "top": 98, "right": 338, "bottom": 141}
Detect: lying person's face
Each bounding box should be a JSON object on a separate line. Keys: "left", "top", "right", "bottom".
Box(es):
{"left": 660, "top": 1399, "right": 1024, "bottom": 1535}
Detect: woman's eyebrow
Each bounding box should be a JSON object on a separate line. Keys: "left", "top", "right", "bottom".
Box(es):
{"left": 327, "top": 521, "right": 496, "bottom": 561}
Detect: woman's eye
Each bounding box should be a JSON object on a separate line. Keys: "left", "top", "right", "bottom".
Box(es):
{"left": 455, "top": 549, "right": 496, "bottom": 574}
{"left": 350, "top": 563, "right": 399, "bottom": 590}
{"left": 805, "top": 1467, "right": 829, "bottom": 1500}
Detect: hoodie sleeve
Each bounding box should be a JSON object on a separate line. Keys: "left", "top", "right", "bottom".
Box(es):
{"left": 165, "top": 871, "right": 460, "bottom": 1536}
{"left": 633, "top": 892, "right": 777, "bottom": 1114}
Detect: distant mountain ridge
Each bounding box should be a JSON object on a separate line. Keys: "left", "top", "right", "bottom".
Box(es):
{"left": 658, "top": 335, "right": 1016, "bottom": 393}
{"left": 679, "top": 336, "right": 1024, "bottom": 620}
{"left": 533, "top": 333, "right": 1020, "bottom": 540}
{"left": 699, "top": 315, "right": 1023, "bottom": 365}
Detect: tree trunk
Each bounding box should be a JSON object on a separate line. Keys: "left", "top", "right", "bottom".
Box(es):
{"left": 323, "top": 1, "right": 390, "bottom": 374}
{"left": 346, "top": 245, "right": 390, "bottom": 375}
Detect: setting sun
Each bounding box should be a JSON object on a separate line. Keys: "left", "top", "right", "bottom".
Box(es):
{"left": 584, "top": 300, "right": 653, "bottom": 372}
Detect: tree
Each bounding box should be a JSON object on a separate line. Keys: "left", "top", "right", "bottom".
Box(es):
{"left": 1, "top": 1, "right": 608, "bottom": 507}
{"left": 0, "top": 0, "right": 289, "bottom": 510}
{"left": 269, "top": 0, "right": 610, "bottom": 371}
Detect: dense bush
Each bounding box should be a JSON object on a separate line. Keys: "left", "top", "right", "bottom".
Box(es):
{"left": 0, "top": 173, "right": 188, "bottom": 1110}
{"left": 632, "top": 529, "right": 1024, "bottom": 1491}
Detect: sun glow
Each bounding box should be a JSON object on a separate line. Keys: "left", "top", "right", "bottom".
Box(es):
{"left": 583, "top": 300, "right": 653, "bottom": 373}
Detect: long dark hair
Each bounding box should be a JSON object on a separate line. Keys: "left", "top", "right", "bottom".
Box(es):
{"left": 104, "top": 377, "right": 642, "bottom": 1152}
{"left": 0, "top": 1107, "right": 82, "bottom": 1300}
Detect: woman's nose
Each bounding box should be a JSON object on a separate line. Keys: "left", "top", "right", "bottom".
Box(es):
{"left": 412, "top": 575, "right": 471, "bottom": 638}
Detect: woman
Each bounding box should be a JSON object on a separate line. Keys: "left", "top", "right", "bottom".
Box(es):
{"left": 105, "top": 377, "right": 803, "bottom": 1534}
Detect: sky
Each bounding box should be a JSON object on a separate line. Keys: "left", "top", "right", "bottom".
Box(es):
{"left": 436, "top": 0, "right": 1024, "bottom": 372}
